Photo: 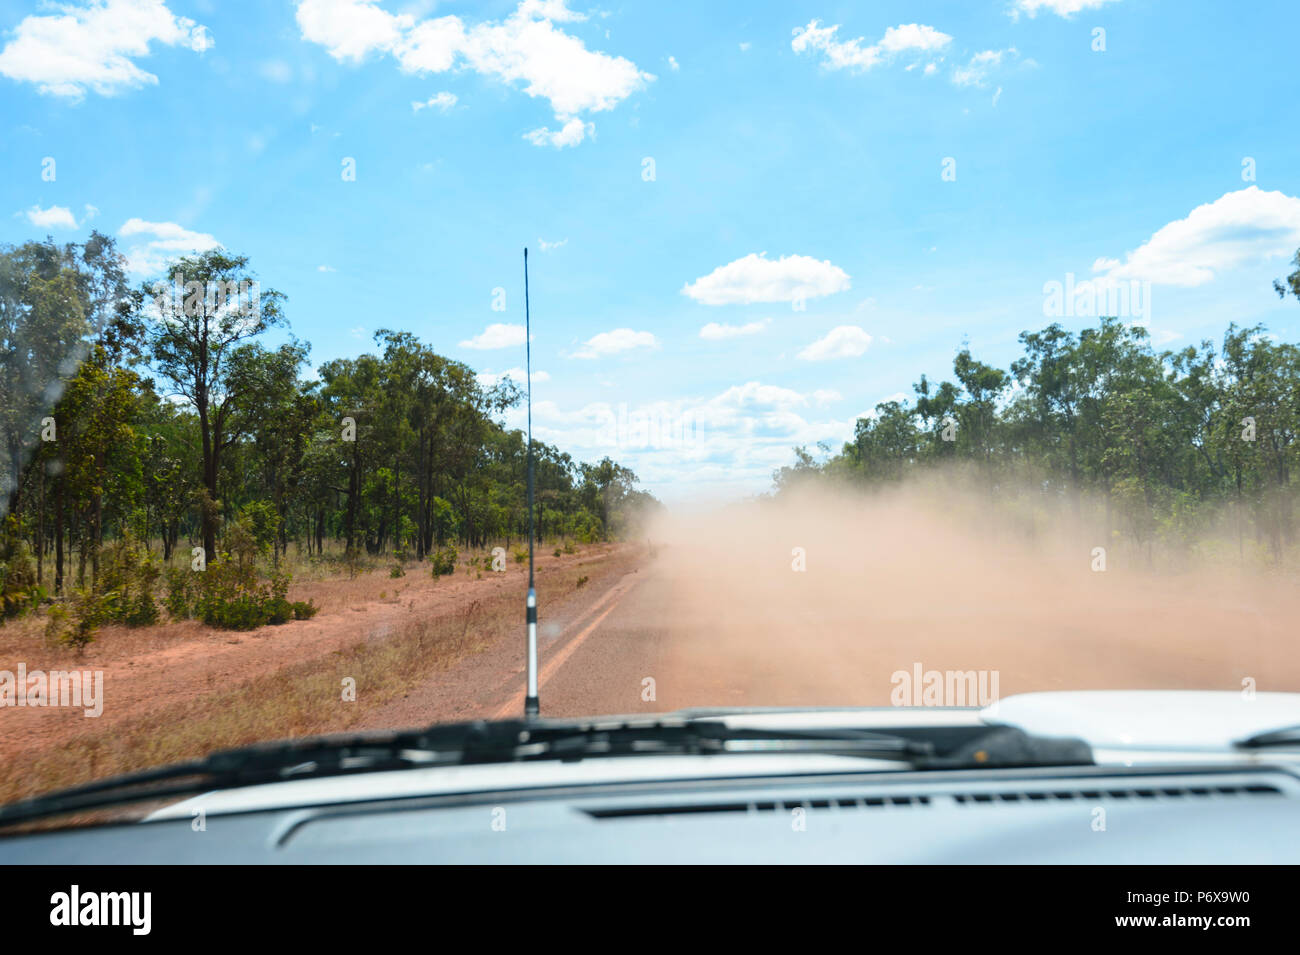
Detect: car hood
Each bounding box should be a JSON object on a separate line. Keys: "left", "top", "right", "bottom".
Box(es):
{"left": 146, "top": 690, "right": 1300, "bottom": 821}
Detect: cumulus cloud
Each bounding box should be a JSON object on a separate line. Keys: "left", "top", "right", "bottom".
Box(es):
{"left": 683, "top": 253, "right": 851, "bottom": 306}
{"left": 459, "top": 322, "right": 527, "bottom": 349}
{"left": 118, "top": 218, "right": 221, "bottom": 275}
{"left": 1012, "top": 0, "right": 1122, "bottom": 18}
{"left": 699, "top": 319, "right": 770, "bottom": 340}
{"left": 477, "top": 367, "right": 550, "bottom": 388}
{"left": 952, "top": 48, "right": 1016, "bottom": 88}
{"left": 1091, "top": 187, "right": 1300, "bottom": 287}
{"left": 791, "top": 20, "right": 951, "bottom": 73}
{"left": 0, "top": 0, "right": 212, "bottom": 100}
{"left": 523, "top": 117, "right": 591, "bottom": 148}
{"left": 411, "top": 90, "right": 456, "bottom": 111}
{"left": 296, "top": 0, "right": 651, "bottom": 147}
{"left": 21, "top": 204, "right": 79, "bottom": 229}
{"left": 570, "top": 328, "right": 658, "bottom": 359}
{"left": 538, "top": 238, "right": 567, "bottom": 251}
{"left": 797, "top": 325, "right": 873, "bottom": 361}
{"left": 507, "top": 379, "right": 859, "bottom": 497}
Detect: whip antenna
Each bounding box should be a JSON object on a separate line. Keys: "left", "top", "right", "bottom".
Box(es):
{"left": 524, "top": 247, "right": 539, "bottom": 719}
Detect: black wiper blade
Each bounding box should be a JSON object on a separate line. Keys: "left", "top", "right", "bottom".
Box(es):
{"left": 1236, "top": 724, "right": 1300, "bottom": 749}
{"left": 0, "top": 725, "right": 475, "bottom": 830}
{"left": 0, "top": 716, "right": 1092, "bottom": 830}
{"left": 496, "top": 718, "right": 937, "bottom": 763}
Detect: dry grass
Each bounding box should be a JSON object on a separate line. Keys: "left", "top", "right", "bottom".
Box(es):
{"left": 0, "top": 560, "right": 595, "bottom": 814}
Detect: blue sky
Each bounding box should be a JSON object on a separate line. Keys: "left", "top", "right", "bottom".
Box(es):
{"left": 2, "top": 0, "right": 1299, "bottom": 502}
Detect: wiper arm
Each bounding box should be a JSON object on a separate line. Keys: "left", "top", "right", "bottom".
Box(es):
{"left": 1236, "top": 724, "right": 1300, "bottom": 749}
{"left": 0, "top": 717, "right": 1091, "bottom": 830}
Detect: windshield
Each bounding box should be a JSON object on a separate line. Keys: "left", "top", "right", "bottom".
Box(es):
{"left": 1, "top": 0, "right": 1298, "bottom": 817}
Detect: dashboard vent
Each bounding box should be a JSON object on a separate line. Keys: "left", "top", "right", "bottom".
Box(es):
{"left": 951, "top": 783, "right": 1284, "bottom": 805}
{"left": 586, "top": 795, "right": 932, "bottom": 819}
{"left": 585, "top": 782, "right": 1285, "bottom": 820}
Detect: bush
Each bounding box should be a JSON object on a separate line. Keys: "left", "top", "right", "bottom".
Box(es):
{"left": 164, "top": 566, "right": 194, "bottom": 619}
{"left": 513, "top": 547, "right": 528, "bottom": 564}
{"left": 186, "top": 519, "right": 301, "bottom": 631}
{"left": 576, "top": 575, "right": 589, "bottom": 588}
{"left": 389, "top": 562, "right": 405, "bottom": 578}
{"left": 552, "top": 547, "right": 562, "bottom": 558}
{"left": 292, "top": 600, "right": 318, "bottom": 620}
{"left": 45, "top": 589, "right": 112, "bottom": 653}
{"left": 430, "top": 546, "right": 457, "bottom": 579}
{"left": 562, "top": 540, "right": 577, "bottom": 555}
{"left": 265, "top": 596, "right": 294, "bottom": 625}
{"left": 0, "top": 535, "right": 43, "bottom": 623}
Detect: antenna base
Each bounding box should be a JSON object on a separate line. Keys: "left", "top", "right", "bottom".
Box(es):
{"left": 524, "top": 695, "right": 540, "bottom": 719}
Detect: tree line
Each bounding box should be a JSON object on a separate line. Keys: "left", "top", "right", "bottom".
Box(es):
{"left": 0, "top": 234, "right": 657, "bottom": 618}
{"left": 775, "top": 252, "right": 1300, "bottom": 563}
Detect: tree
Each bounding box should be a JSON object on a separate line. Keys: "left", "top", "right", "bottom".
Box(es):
{"left": 146, "top": 250, "right": 286, "bottom": 561}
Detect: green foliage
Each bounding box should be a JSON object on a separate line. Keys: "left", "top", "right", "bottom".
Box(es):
{"left": 164, "top": 566, "right": 194, "bottom": 619}
{"left": 0, "top": 532, "right": 42, "bottom": 622}
{"left": 513, "top": 546, "right": 527, "bottom": 563}
{"left": 389, "top": 562, "right": 405, "bottom": 578}
{"left": 778, "top": 314, "right": 1300, "bottom": 563}
{"left": 45, "top": 589, "right": 113, "bottom": 653}
{"left": 430, "top": 546, "right": 457, "bottom": 578}
{"left": 291, "top": 600, "right": 318, "bottom": 620}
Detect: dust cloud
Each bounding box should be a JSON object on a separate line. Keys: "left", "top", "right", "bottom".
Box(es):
{"left": 639, "top": 480, "right": 1300, "bottom": 708}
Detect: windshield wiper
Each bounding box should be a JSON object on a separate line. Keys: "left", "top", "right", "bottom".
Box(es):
{"left": 0, "top": 717, "right": 1091, "bottom": 830}
{"left": 1236, "top": 725, "right": 1300, "bottom": 749}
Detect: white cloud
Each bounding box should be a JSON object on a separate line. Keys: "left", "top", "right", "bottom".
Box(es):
{"left": 22, "top": 204, "right": 79, "bottom": 229}
{"left": 1012, "top": 0, "right": 1122, "bottom": 18}
{"left": 318, "top": 264, "right": 336, "bottom": 272}
{"left": 459, "top": 322, "right": 527, "bottom": 349}
{"left": 477, "top": 367, "right": 550, "bottom": 387}
{"left": 504, "top": 379, "right": 862, "bottom": 498}
{"left": 296, "top": 0, "right": 651, "bottom": 147}
{"left": 683, "top": 252, "right": 851, "bottom": 305}
{"left": 0, "top": 0, "right": 213, "bottom": 100}
{"left": 952, "top": 48, "right": 1015, "bottom": 88}
{"left": 797, "top": 325, "right": 873, "bottom": 361}
{"left": 538, "top": 237, "right": 567, "bottom": 251}
{"left": 699, "top": 319, "right": 770, "bottom": 340}
{"left": 738, "top": 42, "right": 751, "bottom": 52}
{"left": 523, "top": 116, "right": 591, "bottom": 148}
{"left": 667, "top": 55, "right": 679, "bottom": 71}
{"left": 411, "top": 90, "right": 457, "bottom": 111}
{"left": 1091, "top": 187, "right": 1300, "bottom": 287}
{"left": 791, "top": 20, "right": 951, "bottom": 73}
{"left": 570, "top": 328, "right": 658, "bottom": 359}
{"left": 118, "top": 218, "right": 221, "bottom": 275}
{"left": 992, "top": 86, "right": 1002, "bottom": 106}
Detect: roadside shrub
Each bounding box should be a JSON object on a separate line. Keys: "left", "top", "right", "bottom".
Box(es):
{"left": 186, "top": 518, "right": 301, "bottom": 631}
{"left": 553, "top": 547, "right": 562, "bottom": 558}
{"left": 291, "top": 600, "right": 318, "bottom": 620}
{"left": 576, "top": 575, "right": 589, "bottom": 588}
{"left": 513, "top": 547, "right": 528, "bottom": 564}
{"left": 562, "top": 540, "right": 577, "bottom": 555}
{"left": 164, "top": 566, "right": 194, "bottom": 619}
{"left": 389, "top": 562, "right": 405, "bottom": 578}
{"left": 430, "top": 546, "right": 457, "bottom": 579}
{"left": 265, "top": 596, "right": 294, "bottom": 626}
{"left": 45, "top": 589, "right": 112, "bottom": 653}
{"left": 0, "top": 534, "right": 43, "bottom": 622}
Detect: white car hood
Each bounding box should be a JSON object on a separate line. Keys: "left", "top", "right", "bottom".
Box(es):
{"left": 985, "top": 690, "right": 1300, "bottom": 752}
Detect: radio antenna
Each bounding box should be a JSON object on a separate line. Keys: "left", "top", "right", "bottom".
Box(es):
{"left": 523, "top": 247, "right": 539, "bottom": 719}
